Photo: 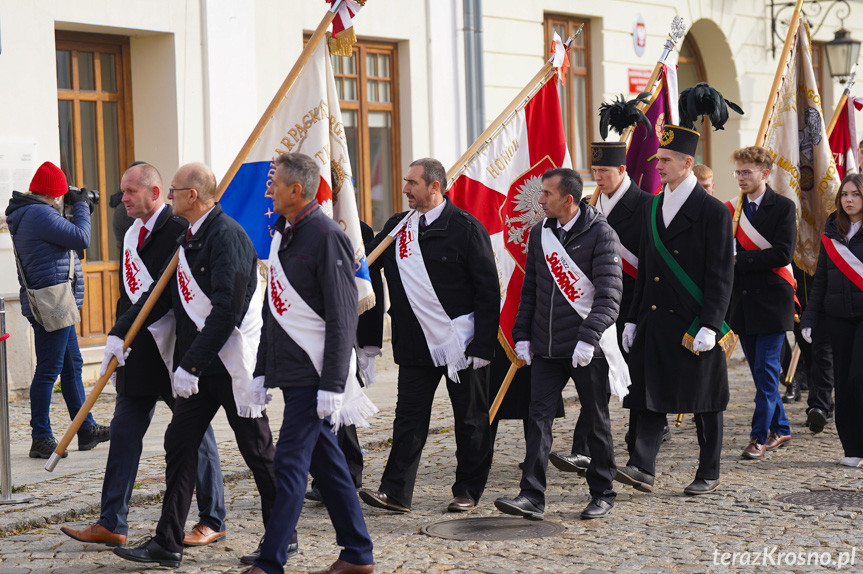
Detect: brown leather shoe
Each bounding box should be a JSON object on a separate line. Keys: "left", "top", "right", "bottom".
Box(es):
{"left": 60, "top": 523, "right": 126, "bottom": 546}
{"left": 447, "top": 496, "right": 476, "bottom": 512}
{"left": 183, "top": 522, "right": 226, "bottom": 547}
{"left": 765, "top": 432, "right": 791, "bottom": 451}
{"left": 309, "top": 559, "right": 374, "bottom": 574}
{"left": 741, "top": 438, "right": 766, "bottom": 459}
{"left": 358, "top": 488, "right": 410, "bottom": 512}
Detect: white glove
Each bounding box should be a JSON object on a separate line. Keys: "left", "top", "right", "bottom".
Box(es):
{"left": 691, "top": 326, "right": 717, "bottom": 353}
{"left": 468, "top": 356, "right": 490, "bottom": 369}
{"left": 317, "top": 389, "right": 344, "bottom": 419}
{"left": 100, "top": 335, "right": 131, "bottom": 378}
{"left": 172, "top": 367, "right": 200, "bottom": 398}
{"left": 358, "top": 346, "right": 382, "bottom": 387}
{"left": 515, "top": 341, "right": 532, "bottom": 365}
{"left": 250, "top": 375, "right": 272, "bottom": 405}
{"left": 801, "top": 327, "right": 812, "bottom": 344}
{"left": 109, "top": 372, "right": 117, "bottom": 388}
{"left": 622, "top": 323, "right": 636, "bottom": 353}
{"left": 572, "top": 341, "right": 595, "bottom": 368}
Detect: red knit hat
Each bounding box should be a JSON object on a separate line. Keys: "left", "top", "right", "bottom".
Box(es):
{"left": 29, "top": 162, "right": 68, "bottom": 198}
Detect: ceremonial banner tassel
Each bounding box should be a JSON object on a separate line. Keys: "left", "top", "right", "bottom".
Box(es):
{"left": 46, "top": 2, "right": 355, "bottom": 472}
{"left": 220, "top": 8, "right": 374, "bottom": 312}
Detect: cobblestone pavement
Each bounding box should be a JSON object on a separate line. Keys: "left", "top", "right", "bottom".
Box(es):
{"left": 0, "top": 346, "right": 862, "bottom": 573}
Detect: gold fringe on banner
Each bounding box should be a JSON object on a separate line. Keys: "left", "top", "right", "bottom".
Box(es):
{"left": 328, "top": 28, "right": 356, "bottom": 57}
{"left": 681, "top": 330, "right": 737, "bottom": 363}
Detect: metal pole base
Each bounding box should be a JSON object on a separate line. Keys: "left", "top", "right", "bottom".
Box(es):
{"left": 44, "top": 452, "right": 62, "bottom": 472}
{"left": 0, "top": 494, "right": 34, "bottom": 505}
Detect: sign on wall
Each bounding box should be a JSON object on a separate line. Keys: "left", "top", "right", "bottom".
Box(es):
{"left": 633, "top": 14, "right": 646, "bottom": 57}
{"left": 628, "top": 68, "right": 652, "bottom": 93}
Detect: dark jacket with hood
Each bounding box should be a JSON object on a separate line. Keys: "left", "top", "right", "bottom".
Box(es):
{"left": 512, "top": 200, "right": 623, "bottom": 359}
{"left": 6, "top": 191, "right": 88, "bottom": 320}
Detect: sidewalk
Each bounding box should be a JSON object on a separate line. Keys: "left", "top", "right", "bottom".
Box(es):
{"left": 0, "top": 347, "right": 861, "bottom": 573}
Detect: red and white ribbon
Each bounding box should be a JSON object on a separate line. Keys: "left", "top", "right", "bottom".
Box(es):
{"left": 821, "top": 235, "right": 863, "bottom": 292}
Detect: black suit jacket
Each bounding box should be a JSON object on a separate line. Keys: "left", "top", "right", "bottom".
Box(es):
{"left": 729, "top": 186, "right": 797, "bottom": 334}
{"left": 603, "top": 181, "right": 652, "bottom": 331}
{"left": 368, "top": 197, "right": 500, "bottom": 366}
{"left": 357, "top": 221, "right": 385, "bottom": 348}
{"left": 115, "top": 205, "right": 186, "bottom": 397}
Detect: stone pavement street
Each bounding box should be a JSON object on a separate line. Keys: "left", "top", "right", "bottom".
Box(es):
{"left": 0, "top": 346, "right": 862, "bottom": 573}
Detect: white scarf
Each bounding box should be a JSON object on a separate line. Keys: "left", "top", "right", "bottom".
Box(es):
{"left": 661, "top": 173, "right": 697, "bottom": 227}
{"left": 122, "top": 218, "right": 177, "bottom": 375}
{"left": 176, "top": 246, "right": 265, "bottom": 418}
{"left": 266, "top": 232, "right": 377, "bottom": 432}
{"left": 540, "top": 223, "right": 631, "bottom": 399}
{"left": 597, "top": 174, "right": 631, "bottom": 218}
{"left": 389, "top": 211, "right": 474, "bottom": 382}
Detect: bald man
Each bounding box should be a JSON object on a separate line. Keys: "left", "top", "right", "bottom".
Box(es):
{"left": 105, "top": 163, "right": 286, "bottom": 568}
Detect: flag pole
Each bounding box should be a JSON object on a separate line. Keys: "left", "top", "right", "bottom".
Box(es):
{"left": 45, "top": 1, "right": 347, "bottom": 473}
{"left": 589, "top": 16, "right": 685, "bottom": 206}
{"left": 825, "top": 67, "right": 857, "bottom": 138}
{"left": 732, "top": 0, "right": 805, "bottom": 236}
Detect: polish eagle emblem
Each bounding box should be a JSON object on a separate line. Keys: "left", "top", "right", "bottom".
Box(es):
{"left": 504, "top": 174, "right": 544, "bottom": 253}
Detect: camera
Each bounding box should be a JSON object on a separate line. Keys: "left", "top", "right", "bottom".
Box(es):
{"left": 62, "top": 186, "right": 99, "bottom": 220}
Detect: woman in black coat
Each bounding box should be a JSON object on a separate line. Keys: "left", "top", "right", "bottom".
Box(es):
{"left": 801, "top": 173, "right": 863, "bottom": 467}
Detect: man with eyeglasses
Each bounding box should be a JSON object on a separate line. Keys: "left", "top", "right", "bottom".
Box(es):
{"left": 728, "top": 146, "right": 797, "bottom": 460}
{"left": 104, "top": 163, "right": 284, "bottom": 568}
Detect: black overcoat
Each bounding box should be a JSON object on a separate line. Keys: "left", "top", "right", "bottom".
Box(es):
{"left": 729, "top": 186, "right": 797, "bottom": 334}
{"left": 115, "top": 205, "right": 186, "bottom": 397}
{"left": 624, "top": 183, "right": 734, "bottom": 413}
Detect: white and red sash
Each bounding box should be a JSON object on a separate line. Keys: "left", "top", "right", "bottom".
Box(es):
{"left": 821, "top": 234, "right": 863, "bottom": 292}
{"left": 122, "top": 219, "right": 177, "bottom": 375}
{"left": 728, "top": 201, "right": 797, "bottom": 290}
{"left": 266, "top": 232, "right": 377, "bottom": 432}
{"left": 619, "top": 245, "right": 638, "bottom": 279}
{"left": 389, "top": 211, "right": 474, "bottom": 382}
{"left": 176, "top": 246, "right": 265, "bottom": 418}
{"left": 540, "top": 223, "right": 631, "bottom": 399}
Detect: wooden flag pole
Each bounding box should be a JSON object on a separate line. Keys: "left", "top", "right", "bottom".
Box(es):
{"left": 733, "top": 0, "right": 805, "bottom": 236}
{"left": 825, "top": 93, "right": 849, "bottom": 140}
{"left": 46, "top": 2, "right": 347, "bottom": 472}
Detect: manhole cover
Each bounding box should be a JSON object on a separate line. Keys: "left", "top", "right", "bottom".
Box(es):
{"left": 421, "top": 517, "right": 565, "bottom": 541}
{"left": 773, "top": 491, "right": 863, "bottom": 509}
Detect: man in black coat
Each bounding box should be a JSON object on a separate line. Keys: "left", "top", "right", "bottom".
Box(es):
{"left": 359, "top": 157, "right": 499, "bottom": 513}
{"left": 496, "top": 167, "right": 622, "bottom": 520}
{"left": 551, "top": 141, "right": 654, "bottom": 475}
{"left": 618, "top": 125, "right": 734, "bottom": 496}
{"left": 249, "top": 153, "right": 374, "bottom": 574}
{"left": 60, "top": 163, "right": 226, "bottom": 548}
{"left": 105, "top": 162, "right": 279, "bottom": 568}
{"left": 729, "top": 146, "right": 796, "bottom": 459}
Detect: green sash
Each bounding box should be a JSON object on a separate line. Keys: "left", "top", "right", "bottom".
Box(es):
{"left": 650, "top": 194, "right": 734, "bottom": 356}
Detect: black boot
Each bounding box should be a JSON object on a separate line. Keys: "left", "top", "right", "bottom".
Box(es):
{"left": 782, "top": 379, "right": 801, "bottom": 403}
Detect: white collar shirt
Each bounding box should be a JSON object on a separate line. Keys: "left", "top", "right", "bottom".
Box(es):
{"left": 661, "top": 172, "right": 698, "bottom": 227}
{"left": 598, "top": 174, "right": 631, "bottom": 218}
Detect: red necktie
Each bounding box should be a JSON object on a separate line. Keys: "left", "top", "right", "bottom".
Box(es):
{"left": 138, "top": 226, "right": 148, "bottom": 248}
{"left": 185, "top": 228, "right": 193, "bottom": 242}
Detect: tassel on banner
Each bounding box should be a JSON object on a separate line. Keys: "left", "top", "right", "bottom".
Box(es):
{"left": 328, "top": 28, "right": 356, "bottom": 57}
{"left": 550, "top": 31, "right": 570, "bottom": 85}
{"left": 681, "top": 330, "right": 737, "bottom": 362}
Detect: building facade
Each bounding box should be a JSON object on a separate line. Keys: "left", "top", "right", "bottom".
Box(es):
{"left": 0, "top": 0, "right": 861, "bottom": 392}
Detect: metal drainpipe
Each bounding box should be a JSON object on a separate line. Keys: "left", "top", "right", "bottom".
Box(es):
{"left": 464, "top": 0, "right": 485, "bottom": 143}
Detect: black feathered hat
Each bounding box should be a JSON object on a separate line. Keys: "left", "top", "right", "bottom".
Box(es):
{"left": 678, "top": 83, "right": 744, "bottom": 131}
{"left": 598, "top": 92, "right": 653, "bottom": 141}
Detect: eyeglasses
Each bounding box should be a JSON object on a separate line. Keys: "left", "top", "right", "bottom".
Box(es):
{"left": 732, "top": 170, "right": 763, "bottom": 178}
{"left": 169, "top": 187, "right": 194, "bottom": 194}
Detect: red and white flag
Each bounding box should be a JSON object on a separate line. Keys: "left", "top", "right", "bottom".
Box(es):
{"left": 448, "top": 79, "right": 571, "bottom": 358}
{"left": 828, "top": 96, "right": 863, "bottom": 179}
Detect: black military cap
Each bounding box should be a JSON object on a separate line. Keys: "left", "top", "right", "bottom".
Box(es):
{"left": 590, "top": 142, "right": 627, "bottom": 167}
{"left": 658, "top": 124, "right": 699, "bottom": 157}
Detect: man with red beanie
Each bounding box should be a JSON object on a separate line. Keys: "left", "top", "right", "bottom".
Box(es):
{"left": 5, "top": 161, "right": 110, "bottom": 458}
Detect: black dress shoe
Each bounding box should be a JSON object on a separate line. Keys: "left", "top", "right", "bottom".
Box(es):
{"left": 662, "top": 425, "right": 672, "bottom": 442}
{"left": 782, "top": 380, "right": 801, "bottom": 403}
{"left": 684, "top": 478, "right": 720, "bottom": 495}
{"left": 806, "top": 408, "right": 829, "bottom": 434}
{"left": 112, "top": 536, "right": 181, "bottom": 568}
{"left": 614, "top": 465, "right": 655, "bottom": 493}
{"left": 580, "top": 498, "right": 613, "bottom": 519}
{"left": 305, "top": 487, "right": 323, "bottom": 502}
{"left": 493, "top": 495, "right": 544, "bottom": 520}
{"left": 240, "top": 536, "right": 298, "bottom": 565}
{"left": 358, "top": 488, "right": 410, "bottom": 512}
{"left": 549, "top": 452, "right": 590, "bottom": 475}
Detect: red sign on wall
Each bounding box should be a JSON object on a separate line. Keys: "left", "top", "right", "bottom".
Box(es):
{"left": 628, "top": 68, "right": 652, "bottom": 93}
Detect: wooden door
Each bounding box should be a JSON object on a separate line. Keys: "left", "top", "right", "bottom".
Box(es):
{"left": 56, "top": 32, "right": 133, "bottom": 346}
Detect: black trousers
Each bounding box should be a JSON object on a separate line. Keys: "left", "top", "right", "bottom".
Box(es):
{"left": 628, "top": 409, "right": 722, "bottom": 480}
{"left": 806, "top": 324, "right": 835, "bottom": 415}
{"left": 311, "top": 424, "right": 363, "bottom": 490}
{"left": 155, "top": 372, "right": 277, "bottom": 554}
{"left": 378, "top": 365, "right": 492, "bottom": 508}
{"left": 827, "top": 316, "right": 863, "bottom": 457}
{"left": 521, "top": 357, "right": 616, "bottom": 508}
